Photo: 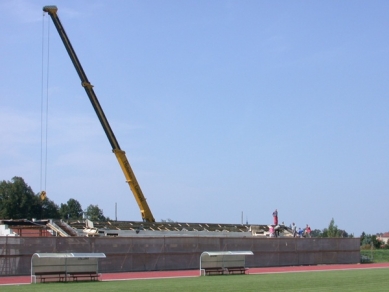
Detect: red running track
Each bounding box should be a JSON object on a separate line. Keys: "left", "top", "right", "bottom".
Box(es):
{"left": 1, "top": 263, "right": 389, "bottom": 286}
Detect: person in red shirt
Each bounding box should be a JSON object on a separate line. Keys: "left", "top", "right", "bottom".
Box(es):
{"left": 272, "top": 209, "right": 278, "bottom": 225}
{"left": 305, "top": 224, "right": 311, "bottom": 238}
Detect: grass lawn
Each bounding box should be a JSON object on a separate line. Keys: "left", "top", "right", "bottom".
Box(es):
{"left": 2, "top": 269, "right": 389, "bottom": 292}
{"left": 361, "top": 249, "right": 389, "bottom": 263}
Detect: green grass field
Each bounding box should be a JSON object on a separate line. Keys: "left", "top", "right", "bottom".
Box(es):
{"left": 361, "top": 249, "right": 389, "bottom": 263}
{"left": 2, "top": 269, "right": 389, "bottom": 292}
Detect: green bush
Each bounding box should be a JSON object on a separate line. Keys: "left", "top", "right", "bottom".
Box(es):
{"left": 361, "top": 249, "right": 389, "bottom": 262}
{"left": 360, "top": 244, "right": 372, "bottom": 250}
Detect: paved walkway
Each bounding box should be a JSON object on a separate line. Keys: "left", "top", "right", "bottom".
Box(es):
{"left": 1, "top": 263, "right": 389, "bottom": 286}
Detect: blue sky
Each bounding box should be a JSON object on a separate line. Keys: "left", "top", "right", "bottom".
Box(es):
{"left": 1, "top": 0, "right": 388, "bottom": 236}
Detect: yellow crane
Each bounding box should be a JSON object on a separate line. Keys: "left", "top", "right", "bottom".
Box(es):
{"left": 43, "top": 5, "right": 155, "bottom": 222}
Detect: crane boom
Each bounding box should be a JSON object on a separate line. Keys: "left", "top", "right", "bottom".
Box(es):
{"left": 43, "top": 5, "right": 155, "bottom": 222}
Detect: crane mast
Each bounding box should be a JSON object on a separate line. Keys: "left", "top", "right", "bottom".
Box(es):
{"left": 43, "top": 5, "right": 155, "bottom": 222}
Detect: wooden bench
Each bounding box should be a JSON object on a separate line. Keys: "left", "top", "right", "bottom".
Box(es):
{"left": 35, "top": 271, "right": 66, "bottom": 283}
{"left": 204, "top": 267, "right": 224, "bottom": 275}
{"left": 68, "top": 271, "right": 100, "bottom": 281}
{"left": 226, "top": 266, "right": 248, "bottom": 274}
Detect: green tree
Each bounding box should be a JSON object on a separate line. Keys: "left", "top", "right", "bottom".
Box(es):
{"left": 40, "top": 197, "right": 60, "bottom": 219}
{"left": 321, "top": 218, "right": 349, "bottom": 238}
{"left": 85, "top": 204, "right": 106, "bottom": 221}
{"left": 59, "top": 198, "right": 83, "bottom": 219}
{"left": 310, "top": 229, "right": 322, "bottom": 238}
{"left": 361, "top": 233, "right": 381, "bottom": 249}
{"left": 0, "top": 177, "right": 41, "bottom": 219}
{"left": 360, "top": 232, "right": 366, "bottom": 245}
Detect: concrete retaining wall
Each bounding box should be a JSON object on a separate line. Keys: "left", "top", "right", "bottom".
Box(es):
{"left": 0, "top": 236, "right": 360, "bottom": 276}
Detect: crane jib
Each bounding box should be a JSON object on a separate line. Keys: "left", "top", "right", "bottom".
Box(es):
{"left": 43, "top": 5, "right": 155, "bottom": 222}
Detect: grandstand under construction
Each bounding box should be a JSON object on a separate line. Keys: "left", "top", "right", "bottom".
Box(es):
{"left": 0, "top": 218, "right": 290, "bottom": 238}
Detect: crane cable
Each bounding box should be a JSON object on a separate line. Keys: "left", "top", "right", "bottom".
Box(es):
{"left": 40, "top": 12, "right": 50, "bottom": 201}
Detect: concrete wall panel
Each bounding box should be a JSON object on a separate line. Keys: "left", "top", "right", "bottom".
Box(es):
{"left": 0, "top": 236, "right": 360, "bottom": 276}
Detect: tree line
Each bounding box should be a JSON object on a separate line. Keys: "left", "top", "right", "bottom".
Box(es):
{"left": 1, "top": 177, "right": 387, "bottom": 249}
{"left": 0, "top": 176, "right": 107, "bottom": 221}
{"left": 309, "top": 218, "right": 352, "bottom": 238}
{"left": 304, "top": 218, "right": 389, "bottom": 249}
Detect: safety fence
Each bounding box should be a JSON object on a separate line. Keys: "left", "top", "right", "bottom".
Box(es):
{"left": 0, "top": 236, "right": 360, "bottom": 276}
